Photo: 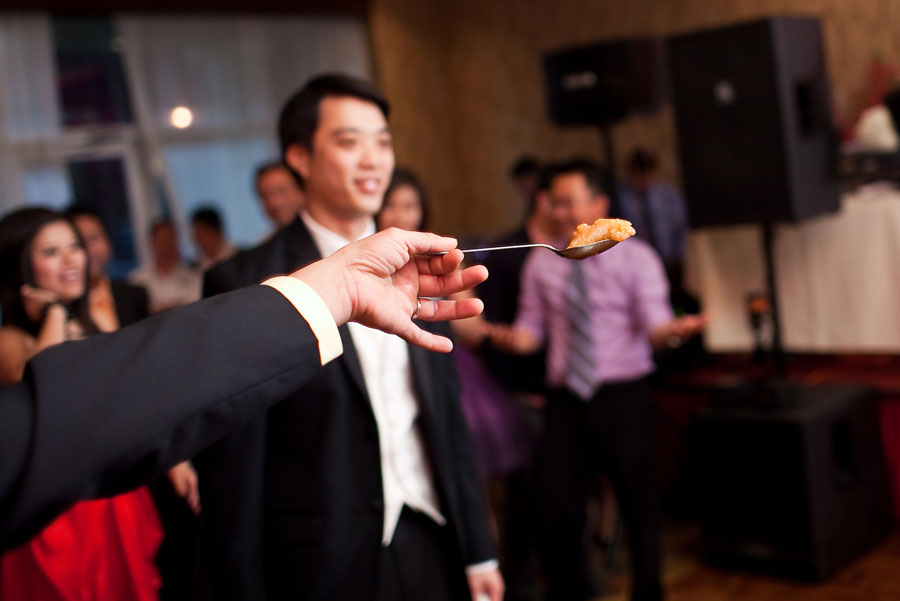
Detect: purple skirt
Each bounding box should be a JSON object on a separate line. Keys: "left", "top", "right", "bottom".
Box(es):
{"left": 454, "top": 346, "right": 534, "bottom": 480}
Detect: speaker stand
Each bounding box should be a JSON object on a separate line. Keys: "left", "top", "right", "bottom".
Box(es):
{"left": 598, "top": 124, "right": 621, "bottom": 211}
{"left": 761, "top": 221, "right": 787, "bottom": 379}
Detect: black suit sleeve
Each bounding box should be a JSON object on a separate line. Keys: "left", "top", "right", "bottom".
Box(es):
{"left": 195, "top": 256, "right": 271, "bottom": 601}
{"left": 0, "top": 285, "right": 324, "bottom": 551}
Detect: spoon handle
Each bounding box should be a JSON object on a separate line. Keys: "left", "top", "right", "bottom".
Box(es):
{"left": 421, "top": 243, "right": 548, "bottom": 256}
{"left": 458, "top": 243, "right": 548, "bottom": 254}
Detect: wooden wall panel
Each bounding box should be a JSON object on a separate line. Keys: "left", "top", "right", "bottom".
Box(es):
{"left": 370, "top": 0, "right": 900, "bottom": 236}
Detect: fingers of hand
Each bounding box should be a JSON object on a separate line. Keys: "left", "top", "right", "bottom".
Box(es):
{"left": 396, "top": 229, "right": 458, "bottom": 256}
{"left": 414, "top": 297, "right": 483, "bottom": 322}
{"left": 398, "top": 323, "right": 453, "bottom": 353}
{"left": 417, "top": 264, "right": 488, "bottom": 298}
{"left": 413, "top": 249, "right": 463, "bottom": 276}
{"left": 21, "top": 285, "right": 56, "bottom": 303}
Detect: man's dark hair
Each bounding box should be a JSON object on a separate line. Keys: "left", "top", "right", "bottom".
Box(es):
{"left": 65, "top": 204, "right": 110, "bottom": 236}
{"left": 253, "top": 160, "right": 301, "bottom": 190}
{"left": 627, "top": 148, "right": 658, "bottom": 173}
{"left": 554, "top": 157, "right": 609, "bottom": 197}
{"left": 191, "top": 206, "right": 224, "bottom": 234}
{"left": 510, "top": 156, "right": 540, "bottom": 179}
{"left": 536, "top": 162, "right": 560, "bottom": 193}
{"left": 523, "top": 161, "right": 559, "bottom": 215}
{"left": 277, "top": 73, "right": 390, "bottom": 158}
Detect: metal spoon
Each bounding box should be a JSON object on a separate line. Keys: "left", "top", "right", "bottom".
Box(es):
{"left": 424, "top": 238, "right": 620, "bottom": 260}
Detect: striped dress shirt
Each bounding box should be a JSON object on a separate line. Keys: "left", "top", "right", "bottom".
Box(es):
{"left": 514, "top": 236, "right": 673, "bottom": 390}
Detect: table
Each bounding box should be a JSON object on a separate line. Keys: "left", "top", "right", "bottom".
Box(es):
{"left": 684, "top": 182, "right": 900, "bottom": 352}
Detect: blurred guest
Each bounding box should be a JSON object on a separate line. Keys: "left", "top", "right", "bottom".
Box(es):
{"left": 67, "top": 205, "right": 149, "bottom": 330}
{"left": 477, "top": 161, "right": 557, "bottom": 358}
{"left": 0, "top": 207, "right": 163, "bottom": 601}
{"left": 375, "top": 167, "right": 429, "bottom": 231}
{"left": 130, "top": 219, "right": 201, "bottom": 313}
{"left": 490, "top": 159, "right": 705, "bottom": 601}
{"left": 617, "top": 149, "right": 689, "bottom": 284}
{"left": 510, "top": 155, "right": 541, "bottom": 209}
{"left": 191, "top": 206, "right": 236, "bottom": 271}
{"left": 375, "top": 168, "right": 530, "bottom": 482}
{"left": 254, "top": 160, "right": 305, "bottom": 230}
{"left": 468, "top": 162, "right": 558, "bottom": 601}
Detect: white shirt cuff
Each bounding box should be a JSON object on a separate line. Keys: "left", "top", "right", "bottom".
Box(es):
{"left": 465, "top": 559, "right": 499, "bottom": 576}
{"left": 262, "top": 276, "right": 343, "bottom": 365}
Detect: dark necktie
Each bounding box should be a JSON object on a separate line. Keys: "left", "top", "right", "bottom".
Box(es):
{"left": 636, "top": 192, "right": 659, "bottom": 253}
{"left": 564, "top": 261, "right": 597, "bottom": 401}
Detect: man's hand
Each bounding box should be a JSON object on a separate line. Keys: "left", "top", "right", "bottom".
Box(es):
{"left": 167, "top": 461, "right": 201, "bottom": 515}
{"left": 486, "top": 322, "right": 541, "bottom": 355}
{"left": 467, "top": 568, "right": 504, "bottom": 601}
{"left": 650, "top": 313, "right": 708, "bottom": 350}
{"left": 20, "top": 285, "right": 61, "bottom": 322}
{"left": 292, "top": 228, "right": 488, "bottom": 352}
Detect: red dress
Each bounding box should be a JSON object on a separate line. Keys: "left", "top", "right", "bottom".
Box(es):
{"left": 0, "top": 487, "right": 163, "bottom": 601}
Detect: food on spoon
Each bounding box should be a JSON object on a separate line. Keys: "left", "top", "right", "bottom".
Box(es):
{"left": 567, "top": 218, "right": 636, "bottom": 248}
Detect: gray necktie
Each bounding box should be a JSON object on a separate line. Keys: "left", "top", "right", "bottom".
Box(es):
{"left": 564, "top": 261, "right": 597, "bottom": 401}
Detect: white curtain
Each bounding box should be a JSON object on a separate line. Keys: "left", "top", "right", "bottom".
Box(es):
{"left": 0, "top": 14, "right": 69, "bottom": 213}
{"left": 115, "top": 14, "right": 373, "bottom": 255}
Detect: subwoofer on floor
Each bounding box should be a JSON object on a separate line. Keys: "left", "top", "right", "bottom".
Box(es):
{"left": 691, "top": 384, "right": 892, "bottom": 581}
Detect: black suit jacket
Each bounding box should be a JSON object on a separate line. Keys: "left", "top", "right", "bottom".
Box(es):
{"left": 110, "top": 279, "right": 150, "bottom": 327}
{"left": 195, "top": 217, "right": 495, "bottom": 600}
{"left": 0, "top": 286, "right": 324, "bottom": 551}
{"left": 474, "top": 226, "right": 546, "bottom": 394}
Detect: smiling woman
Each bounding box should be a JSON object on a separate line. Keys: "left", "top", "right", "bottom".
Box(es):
{"left": 0, "top": 207, "right": 100, "bottom": 384}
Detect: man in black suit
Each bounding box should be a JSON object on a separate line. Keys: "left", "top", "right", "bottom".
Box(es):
{"left": 195, "top": 74, "right": 503, "bottom": 601}
{"left": 0, "top": 228, "right": 487, "bottom": 553}
{"left": 472, "top": 162, "right": 557, "bottom": 601}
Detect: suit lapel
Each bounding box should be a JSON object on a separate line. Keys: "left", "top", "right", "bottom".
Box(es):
{"left": 282, "top": 217, "right": 321, "bottom": 269}
{"left": 338, "top": 325, "right": 370, "bottom": 402}
{"left": 407, "top": 341, "right": 438, "bottom": 421}
{"left": 283, "top": 217, "right": 371, "bottom": 403}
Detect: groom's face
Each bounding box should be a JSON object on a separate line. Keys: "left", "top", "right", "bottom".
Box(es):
{"left": 287, "top": 95, "right": 395, "bottom": 222}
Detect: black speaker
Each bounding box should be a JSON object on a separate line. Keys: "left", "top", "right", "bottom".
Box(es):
{"left": 667, "top": 16, "right": 840, "bottom": 228}
{"left": 692, "top": 385, "right": 892, "bottom": 581}
{"left": 543, "top": 38, "right": 667, "bottom": 126}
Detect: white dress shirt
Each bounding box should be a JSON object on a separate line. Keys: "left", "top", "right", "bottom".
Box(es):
{"left": 300, "top": 211, "right": 445, "bottom": 544}
{"left": 129, "top": 263, "right": 202, "bottom": 314}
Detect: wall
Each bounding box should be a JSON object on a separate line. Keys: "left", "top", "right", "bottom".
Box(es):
{"left": 369, "top": 0, "right": 900, "bottom": 236}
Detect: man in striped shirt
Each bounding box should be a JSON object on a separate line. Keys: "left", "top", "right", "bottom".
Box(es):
{"left": 490, "top": 158, "right": 704, "bottom": 601}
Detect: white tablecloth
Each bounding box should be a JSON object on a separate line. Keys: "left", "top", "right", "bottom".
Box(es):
{"left": 685, "top": 182, "right": 900, "bottom": 353}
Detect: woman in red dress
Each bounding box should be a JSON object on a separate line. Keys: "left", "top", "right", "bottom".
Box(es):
{"left": 0, "top": 207, "right": 163, "bottom": 601}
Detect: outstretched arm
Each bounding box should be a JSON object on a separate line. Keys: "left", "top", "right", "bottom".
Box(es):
{"left": 0, "top": 228, "right": 487, "bottom": 550}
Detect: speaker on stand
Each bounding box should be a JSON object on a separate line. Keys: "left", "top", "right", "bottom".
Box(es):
{"left": 543, "top": 38, "right": 668, "bottom": 208}
{"left": 668, "top": 16, "right": 890, "bottom": 579}
{"left": 667, "top": 15, "right": 841, "bottom": 377}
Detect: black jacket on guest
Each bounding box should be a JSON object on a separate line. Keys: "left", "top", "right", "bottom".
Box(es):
{"left": 109, "top": 279, "right": 150, "bottom": 326}
{"left": 194, "top": 216, "right": 495, "bottom": 600}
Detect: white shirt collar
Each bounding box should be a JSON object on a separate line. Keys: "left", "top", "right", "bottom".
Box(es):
{"left": 300, "top": 209, "right": 375, "bottom": 258}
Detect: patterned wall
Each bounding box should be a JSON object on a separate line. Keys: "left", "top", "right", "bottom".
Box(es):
{"left": 369, "top": 0, "right": 900, "bottom": 236}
